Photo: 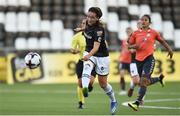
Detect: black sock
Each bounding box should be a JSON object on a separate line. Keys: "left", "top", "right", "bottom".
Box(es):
{"left": 137, "top": 86, "right": 147, "bottom": 102}
{"left": 150, "top": 77, "right": 160, "bottom": 85}
{"left": 120, "top": 78, "right": 125, "bottom": 90}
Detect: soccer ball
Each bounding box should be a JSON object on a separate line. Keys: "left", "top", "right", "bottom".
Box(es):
{"left": 24, "top": 52, "right": 41, "bottom": 69}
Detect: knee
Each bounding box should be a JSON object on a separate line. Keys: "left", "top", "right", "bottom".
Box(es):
{"left": 132, "top": 76, "right": 140, "bottom": 85}
{"left": 84, "top": 63, "right": 92, "bottom": 70}
{"left": 139, "top": 77, "right": 151, "bottom": 87}
{"left": 120, "top": 70, "right": 125, "bottom": 77}
{"left": 83, "top": 61, "right": 94, "bottom": 75}
{"left": 99, "top": 83, "right": 107, "bottom": 88}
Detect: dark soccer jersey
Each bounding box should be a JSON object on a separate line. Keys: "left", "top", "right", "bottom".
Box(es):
{"left": 83, "top": 24, "right": 109, "bottom": 57}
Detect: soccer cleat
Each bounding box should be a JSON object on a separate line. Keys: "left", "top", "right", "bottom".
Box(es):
{"left": 128, "top": 101, "right": 139, "bottom": 111}
{"left": 127, "top": 88, "right": 134, "bottom": 97}
{"left": 110, "top": 101, "right": 117, "bottom": 115}
{"left": 159, "top": 74, "right": 165, "bottom": 87}
{"left": 82, "top": 87, "right": 88, "bottom": 97}
{"left": 78, "top": 101, "right": 84, "bottom": 109}
{"left": 88, "top": 85, "right": 93, "bottom": 92}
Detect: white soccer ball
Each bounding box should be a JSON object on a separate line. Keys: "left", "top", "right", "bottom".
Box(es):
{"left": 24, "top": 52, "right": 41, "bottom": 69}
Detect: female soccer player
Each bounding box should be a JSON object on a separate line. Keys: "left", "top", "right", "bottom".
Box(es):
{"left": 127, "top": 14, "right": 173, "bottom": 111}
{"left": 118, "top": 27, "right": 134, "bottom": 95}
{"left": 81, "top": 7, "right": 117, "bottom": 115}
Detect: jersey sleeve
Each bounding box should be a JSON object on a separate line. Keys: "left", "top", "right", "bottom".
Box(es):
{"left": 155, "top": 31, "right": 163, "bottom": 41}
{"left": 94, "top": 28, "right": 104, "bottom": 43}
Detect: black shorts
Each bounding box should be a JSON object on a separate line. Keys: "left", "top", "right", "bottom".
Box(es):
{"left": 76, "top": 60, "right": 96, "bottom": 79}
{"left": 119, "top": 62, "right": 130, "bottom": 72}
{"left": 135, "top": 55, "right": 155, "bottom": 78}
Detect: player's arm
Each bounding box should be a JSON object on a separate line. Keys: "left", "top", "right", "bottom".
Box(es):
{"left": 127, "top": 44, "right": 139, "bottom": 49}
{"left": 70, "top": 48, "right": 80, "bottom": 54}
{"left": 74, "top": 19, "right": 87, "bottom": 32}
{"left": 157, "top": 37, "right": 173, "bottom": 59}
{"left": 70, "top": 34, "right": 80, "bottom": 54}
{"left": 82, "top": 29, "right": 103, "bottom": 61}
{"left": 129, "top": 48, "right": 136, "bottom": 53}
{"left": 127, "top": 32, "right": 139, "bottom": 50}
{"left": 82, "top": 42, "right": 100, "bottom": 61}
{"left": 74, "top": 27, "right": 85, "bottom": 32}
{"left": 155, "top": 31, "right": 173, "bottom": 59}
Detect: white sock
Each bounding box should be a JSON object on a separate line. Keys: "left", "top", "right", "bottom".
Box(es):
{"left": 103, "top": 83, "right": 116, "bottom": 102}
{"left": 130, "top": 80, "right": 135, "bottom": 89}
{"left": 82, "top": 61, "right": 93, "bottom": 88}
{"left": 82, "top": 76, "right": 90, "bottom": 88}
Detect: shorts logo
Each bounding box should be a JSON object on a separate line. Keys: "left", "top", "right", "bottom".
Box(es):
{"left": 101, "top": 67, "right": 104, "bottom": 71}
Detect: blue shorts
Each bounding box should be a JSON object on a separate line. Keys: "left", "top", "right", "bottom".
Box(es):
{"left": 135, "top": 55, "right": 155, "bottom": 78}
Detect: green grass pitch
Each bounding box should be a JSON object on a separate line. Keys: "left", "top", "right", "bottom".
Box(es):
{"left": 0, "top": 82, "right": 180, "bottom": 115}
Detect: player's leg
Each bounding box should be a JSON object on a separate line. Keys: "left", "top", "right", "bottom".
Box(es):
{"left": 143, "top": 56, "right": 164, "bottom": 86}
{"left": 128, "top": 76, "right": 139, "bottom": 97}
{"left": 96, "top": 56, "right": 117, "bottom": 115}
{"left": 76, "top": 60, "right": 85, "bottom": 109}
{"left": 88, "top": 67, "right": 96, "bottom": 92}
{"left": 129, "top": 55, "right": 157, "bottom": 111}
{"left": 119, "top": 63, "right": 126, "bottom": 95}
{"left": 128, "top": 60, "right": 143, "bottom": 111}
{"left": 77, "top": 79, "right": 84, "bottom": 109}
{"left": 81, "top": 60, "right": 94, "bottom": 97}
{"left": 98, "top": 75, "right": 117, "bottom": 115}
{"left": 128, "top": 63, "right": 140, "bottom": 97}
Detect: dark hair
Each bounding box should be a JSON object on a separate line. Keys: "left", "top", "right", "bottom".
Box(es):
{"left": 88, "top": 7, "right": 102, "bottom": 19}
{"left": 142, "top": 14, "right": 152, "bottom": 23}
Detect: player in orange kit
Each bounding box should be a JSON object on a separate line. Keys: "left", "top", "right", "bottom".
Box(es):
{"left": 118, "top": 27, "right": 134, "bottom": 95}
{"left": 127, "top": 14, "right": 173, "bottom": 111}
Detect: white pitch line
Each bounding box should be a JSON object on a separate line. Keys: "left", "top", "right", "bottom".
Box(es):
{"left": 145, "top": 98, "right": 180, "bottom": 102}
{"left": 122, "top": 98, "right": 180, "bottom": 110}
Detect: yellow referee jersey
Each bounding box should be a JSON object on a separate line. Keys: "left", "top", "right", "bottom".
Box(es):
{"left": 71, "top": 32, "right": 86, "bottom": 59}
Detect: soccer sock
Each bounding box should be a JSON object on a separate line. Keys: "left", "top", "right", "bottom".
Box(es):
{"left": 82, "top": 76, "right": 90, "bottom": 88}
{"left": 120, "top": 77, "right": 125, "bottom": 90}
{"left": 102, "top": 83, "right": 116, "bottom": 102}
{"left": 130, "top": 80, "right": 135, "bottom": 89}
{"left": 82, "top": 61, "right": 93, "bottom": 88}
{"left": 77, "top": 86, "right": 85, "bottom": 104}
{"left": 149, "top": 77, "right": 160, "bottom": 85}
{"left": 137, "top": 86, "right": 147, "bottom": 102}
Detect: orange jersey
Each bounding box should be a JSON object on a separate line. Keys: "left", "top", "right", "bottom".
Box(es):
{"left": 119, "top": 40, "right": 131, "bottom": 63}
{"left": 129, "top": 28, "right": 162, "bottom": 61}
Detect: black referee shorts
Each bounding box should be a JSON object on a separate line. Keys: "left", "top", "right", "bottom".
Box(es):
{"left": 76, "top": 60, "right": 96, "bottom": 79}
